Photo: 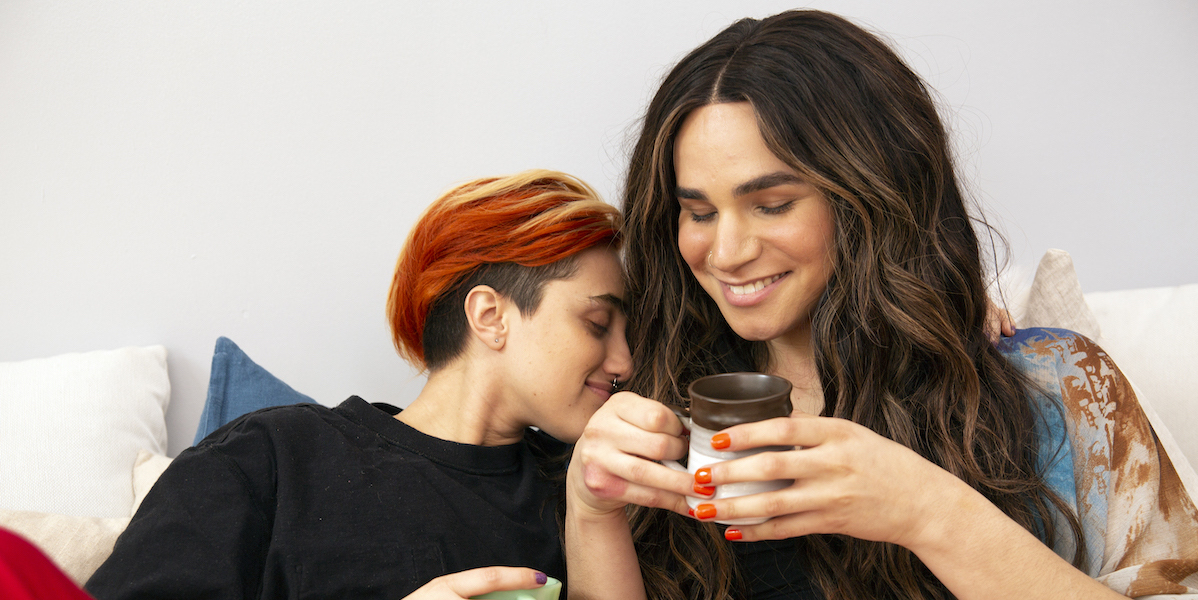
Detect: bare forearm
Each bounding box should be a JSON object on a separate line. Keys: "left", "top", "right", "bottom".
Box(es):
{"left": 565, "top": 505, "right": 647, "bottom": 600}
{"left": 912, "top": 482, "right": 1124, "bottom": 600}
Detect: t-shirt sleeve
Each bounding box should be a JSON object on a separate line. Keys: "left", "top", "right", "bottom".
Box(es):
{"left": 85, "top": 421, "right": 277, "bottom": 600}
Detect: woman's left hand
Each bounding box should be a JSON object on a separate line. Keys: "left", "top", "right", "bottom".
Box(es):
{"left": 691, "top": 412, "right": 968, "bottom": 550}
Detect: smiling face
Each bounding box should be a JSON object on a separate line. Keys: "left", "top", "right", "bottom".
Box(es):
{"left": 504, "top": 246, "right": 632, "bottom": 443}
{"left": 674, "top": 102, "right": 836, "bottom": 351}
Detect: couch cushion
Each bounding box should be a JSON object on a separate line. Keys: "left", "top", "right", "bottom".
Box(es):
{"left": 1086, "top": 284, "right": 1198, "bottom": 480}
{"left": 0, "top": 346, "right": 169, "bottom": 518}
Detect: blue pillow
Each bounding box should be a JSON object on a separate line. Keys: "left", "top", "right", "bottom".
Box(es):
{"left": 192, "top": 337, "right": 315, "bottom": 445}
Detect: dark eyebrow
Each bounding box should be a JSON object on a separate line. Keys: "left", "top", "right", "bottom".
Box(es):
{"left": 591, "top": 293, "right": 629, "bottom": 315}
{"left": 675, "top": 186, "right": 707, "bottom": 201}
{"left": 675, "top": 172, "right": 805, "bottom": 202}
{"left": 733, "top": 172, "right": 805, "bottom": 197}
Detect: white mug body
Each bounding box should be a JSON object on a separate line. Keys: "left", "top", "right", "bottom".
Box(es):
{"left": 684, "top": 423, "right": 793, "bottom": 525}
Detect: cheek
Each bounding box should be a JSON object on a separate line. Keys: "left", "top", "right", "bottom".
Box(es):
{"left": 676, "top": 222, "right": 710, "bottom": 272}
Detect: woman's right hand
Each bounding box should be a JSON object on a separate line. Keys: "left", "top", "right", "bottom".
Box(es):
{"left": 567, "top": 391, "right": 694, "bottom": 519}
{"left": 404, "top": 567, "right": 549, "bottom": 599}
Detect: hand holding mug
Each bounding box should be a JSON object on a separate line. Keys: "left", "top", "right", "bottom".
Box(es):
{"left": 568, "top": 392, "right": 693, "bottom": 518}
{"left": 688, "top": 410, "right": 973, "bottom": 551}
{"left": 663, "top": 373, "right": 795, "bottom": 525}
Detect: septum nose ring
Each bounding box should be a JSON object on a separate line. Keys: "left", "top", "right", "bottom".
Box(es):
{"left": 611, "top": 378, "right": 620, "bottom": 392}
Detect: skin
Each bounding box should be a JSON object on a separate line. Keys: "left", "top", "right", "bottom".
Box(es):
{"left": 397, "top": 246, "right": 632, "bottom": 447}
{"left": 399, "top": 246, "right": 632, "bottom": 599}
{"left": 675, "top": 102, "right": 835, "bottom": 414}
{"left": 565, "top": 104, "right": 1122, "bottom": 600}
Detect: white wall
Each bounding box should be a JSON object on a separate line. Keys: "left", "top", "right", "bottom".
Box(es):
{"left": 2, "top": 1, "right": 1195, "bottom": 456}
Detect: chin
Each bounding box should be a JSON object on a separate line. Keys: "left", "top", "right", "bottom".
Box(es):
{"left": 725, "top": 320, "right": 786, "bottom": 342}
{"left": 723, "top": 309, "right": 812, "bottom": 344}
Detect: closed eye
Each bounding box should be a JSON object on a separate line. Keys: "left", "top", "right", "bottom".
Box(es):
{"left": 587, "top": 320, "right": 610, "bottom": 337}
{"left": 759, "top": 200, "right": 795, "bottom": 216}
{"left": 678, "top": 197, "right": 716, "bottom": 224}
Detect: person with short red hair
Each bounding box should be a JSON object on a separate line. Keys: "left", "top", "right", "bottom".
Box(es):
{"left": 87, "top": 170, "right": 632, "bottom": 600}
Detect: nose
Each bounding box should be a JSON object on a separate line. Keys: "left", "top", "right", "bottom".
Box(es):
{"left": 706, "top": 213, "right": 760, "bottom": 273}
{"left": 605, "top": 321, "right": 634, "bottom": 384}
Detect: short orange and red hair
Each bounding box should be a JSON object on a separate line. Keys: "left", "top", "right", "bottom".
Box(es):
{"left": 387, "top": 170, "right": 622, "bottom": 370}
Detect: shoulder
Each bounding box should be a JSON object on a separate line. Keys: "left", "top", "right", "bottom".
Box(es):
{"left": 184, "top": 402, "right": 355, "bottom": 481}
{"left": 995, "top": 327, "right": 1113, "bottom": 383}
{"left": 996, "top": 326, "right": 1100, "bottom": 360}
{"left": 997, "top": 327, "right": 1139, "bottom": 444}
{"left": 197, "top": 401, "right": 348, "bottom": 449}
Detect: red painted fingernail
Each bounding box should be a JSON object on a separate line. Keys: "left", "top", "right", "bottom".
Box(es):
{"left": 725, "top": 528, "right": 743, "bottom": 540}
{"left": 711, "top": 433, "right": 731, "bottom": 450}
{"left": 695, "top": 504, "right": 717, "bottom": 520}
{"left": 535, "top": 572, "right": 548, "bottom": 585}
{"left": 693, "top": 483, "right": 715, "bottom": 496}
{"left": 687, "top": 507, "right": 696, "bottom": 517}
{"left": 695, "top": 468, "right": 712, "bottom": 484}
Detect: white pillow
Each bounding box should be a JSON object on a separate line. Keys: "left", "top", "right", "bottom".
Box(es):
{"left": 0, "top": 346, "right": 170, "bottom": 518}
{"left": 1086, "top": 284, "right": 1198, "bottom": 487}
{"left": 0, "top": 449, "right": 174, "bottom": 585}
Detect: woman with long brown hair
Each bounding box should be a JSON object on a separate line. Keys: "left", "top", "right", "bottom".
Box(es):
{"left": 564, "top": 10, "right": 1198, "bottom": 600}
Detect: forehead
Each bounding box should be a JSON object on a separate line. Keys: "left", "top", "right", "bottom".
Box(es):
{"left": 674, "top": 102, "right": 794, "bottom": 179}
{"left": 544, "top": 248, "right": 625, "bottom": 308}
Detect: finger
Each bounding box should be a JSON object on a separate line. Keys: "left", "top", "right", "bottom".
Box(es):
{"left": 712, "top": 413, "right": 830, "bottom": 453}
{"left": 691, "top": 485, "right": 827, "bottom": 529}
{"left": 610, "top": 392, "right": 688, "bottom": 436}
{"left": 441, "top": 566, "right": 549, "bottom": 597}
{"left": 585, "top": 473, "right": 692, "bottom": 515}
{"left": 700, "top": 445, "right": 816, "bottom": 487}
{"left": 1001, "top": 309, "right": 1017, "bottom": 337}
{"left": 585, "top": 399, "right": 688, "bottom": 462}
{"left": 585, "top": 418, "right": 688, "bottom": 464}
{"left": 577, "top": 444, "right": 694, "bottom": 499}
{"left": 723, "top": 509, "right": 830, "bottom": 542}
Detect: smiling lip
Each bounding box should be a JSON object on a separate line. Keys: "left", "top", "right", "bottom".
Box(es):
{"left": 720, "top": 273, "right": 788, "bottom": 307}
{"left": 586, "top": 381, "right": 613, "bottom": 402}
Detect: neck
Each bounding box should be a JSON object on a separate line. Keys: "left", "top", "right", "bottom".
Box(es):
{"left": 766, "top": 326, "right": 824, "bottom": 416}
{"left": 395, "top": 360, "right": 527, "bottom": 446}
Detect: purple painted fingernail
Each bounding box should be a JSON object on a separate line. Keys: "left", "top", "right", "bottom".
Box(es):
{"left": 535, "top": 572, "right": 548, "bottom": 585}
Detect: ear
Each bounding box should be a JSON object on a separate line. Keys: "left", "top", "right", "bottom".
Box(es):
{"left": 463, "top": 285, "right": 511, "bottom": 350}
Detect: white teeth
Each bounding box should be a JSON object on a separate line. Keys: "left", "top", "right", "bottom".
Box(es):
{"left": 728, "top": 275, "right": 781, "bottom": 296}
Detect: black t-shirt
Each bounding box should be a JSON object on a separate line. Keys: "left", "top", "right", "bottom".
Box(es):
{"left": 86, "top": 397, "right": 569, "bottom": 600}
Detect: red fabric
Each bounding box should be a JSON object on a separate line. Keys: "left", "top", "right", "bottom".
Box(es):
{"left": 0, "top": 528, "right": 94, "bottom": 600}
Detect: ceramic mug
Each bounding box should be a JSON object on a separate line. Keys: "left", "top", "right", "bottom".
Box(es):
{"left": 471, "top": 576, "right": 562, "bottom": 600}
{"left": 667, "top": 372, "right": 794, "bottom": 525}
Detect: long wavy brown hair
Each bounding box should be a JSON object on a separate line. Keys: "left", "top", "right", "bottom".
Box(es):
{"left": 620, "top": 10, "right": 1084, "bottom": 599}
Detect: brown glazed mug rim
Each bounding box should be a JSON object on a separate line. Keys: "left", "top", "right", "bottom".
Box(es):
{"left": 687, "top": 372, "right": 793, "bottom": 431}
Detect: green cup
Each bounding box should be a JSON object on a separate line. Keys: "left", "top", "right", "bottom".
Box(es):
{"left": 471, "top": 576, "right": 562, "bottom": 600}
